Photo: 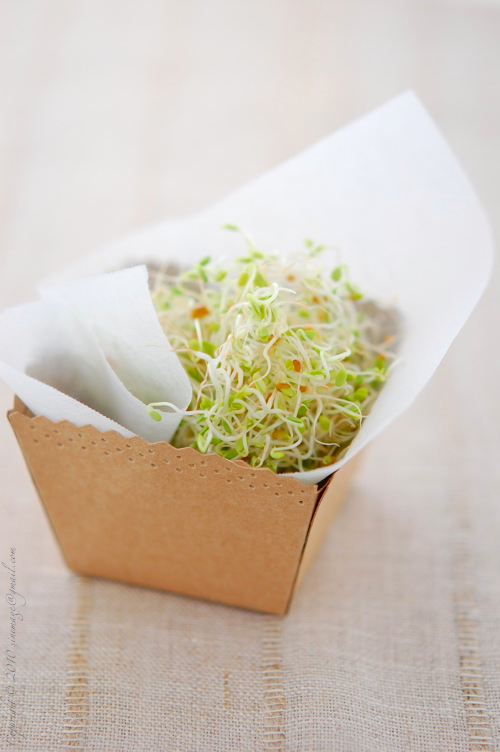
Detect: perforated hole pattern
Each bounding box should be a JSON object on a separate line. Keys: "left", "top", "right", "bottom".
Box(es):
{"left": 22, "top": 418, "right": 316, "bottom": 504}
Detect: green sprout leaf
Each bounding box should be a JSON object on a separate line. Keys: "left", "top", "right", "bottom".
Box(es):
{"left": 331, "top": 266, "right": 342, "bottom": 282}
{"left": 335, "top": 369, "right": 347, "bottom": 387}
{"left": 319, "top": 415, "right": 330, "bottom": 431}
{"left": 270, "top": 449, "right": 285, "bottom": 459}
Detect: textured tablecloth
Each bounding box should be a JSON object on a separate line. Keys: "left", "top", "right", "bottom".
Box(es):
{"left": 1, "top": 1, "right": 499, "bottom": 749}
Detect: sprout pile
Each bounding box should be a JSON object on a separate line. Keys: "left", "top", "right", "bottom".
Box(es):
{"left": 148, "top": 227, "right": 395, "bottom": 473}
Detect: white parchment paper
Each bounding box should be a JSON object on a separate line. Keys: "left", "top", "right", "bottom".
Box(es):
{"left": 0, "top": 266, "right": 192, "bottom": 443}
{"left": 1, "top": 93, "right": 494, "bottom": 482}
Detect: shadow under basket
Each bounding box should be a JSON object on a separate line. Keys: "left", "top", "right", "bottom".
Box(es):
{"left": 8, "top": 397, "right": 360, "bottom": 615}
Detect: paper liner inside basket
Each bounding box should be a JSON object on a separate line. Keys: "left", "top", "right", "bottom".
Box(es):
{"left": 0, "top": 92, "right": 494, "bottom": 484}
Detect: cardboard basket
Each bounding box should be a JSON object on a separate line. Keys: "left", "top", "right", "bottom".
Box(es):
{"left": 8, "top": 397, "right": 359, "bottom": 615}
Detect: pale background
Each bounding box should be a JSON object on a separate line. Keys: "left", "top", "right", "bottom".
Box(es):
{"left": 1, "top": 1, "right": 499, "bottom": 750}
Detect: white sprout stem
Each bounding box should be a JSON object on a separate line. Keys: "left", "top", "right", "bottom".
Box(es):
{"left": 149, "top": 229, "right": 396, "bottom": 472}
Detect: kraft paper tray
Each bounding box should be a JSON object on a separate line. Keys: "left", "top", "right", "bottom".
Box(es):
{"left": 8, "top": 397, "right": 359, "bottom": 615}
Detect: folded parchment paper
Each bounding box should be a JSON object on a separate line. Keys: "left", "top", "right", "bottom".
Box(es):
{"left": 0, "top": 92, "right": 494, "bottom": 483}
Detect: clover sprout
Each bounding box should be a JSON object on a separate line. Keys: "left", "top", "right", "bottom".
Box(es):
{"left": 148, "top": 228, "right": 396, "bottom": 473}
